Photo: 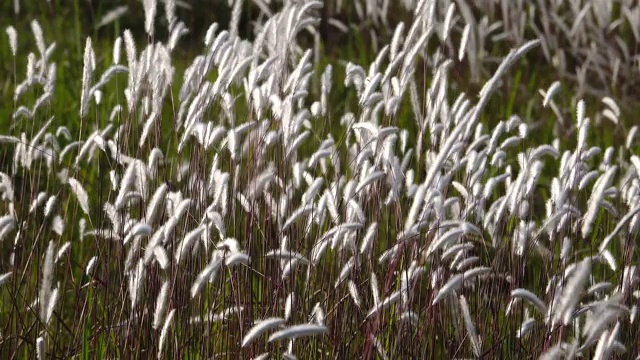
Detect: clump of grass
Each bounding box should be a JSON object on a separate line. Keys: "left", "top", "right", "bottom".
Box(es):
{"left": 1, "top": 0, "right": 640, "bottom": 358}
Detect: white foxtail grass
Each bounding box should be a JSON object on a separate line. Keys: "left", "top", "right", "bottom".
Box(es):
{"left": 241, "top": 318, "right": 286, "bottom": 348}
{"left": 267, "top": 323, "right": 328, "bottom": 343}
{"left": 4, "top": 0, "right": 640, "bottom": 358}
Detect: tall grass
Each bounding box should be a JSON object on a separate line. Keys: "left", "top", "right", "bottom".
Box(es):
{"left": 1, "top": 0, "right": 640, "bottom": 358}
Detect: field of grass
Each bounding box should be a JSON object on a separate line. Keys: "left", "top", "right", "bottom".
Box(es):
{"left": 1, "top": 0, "right": 640, "bottom": 359}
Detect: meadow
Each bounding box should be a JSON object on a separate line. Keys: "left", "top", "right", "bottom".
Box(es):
{"left": 1, "top": 0, "right": 640, "bottom": 358}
